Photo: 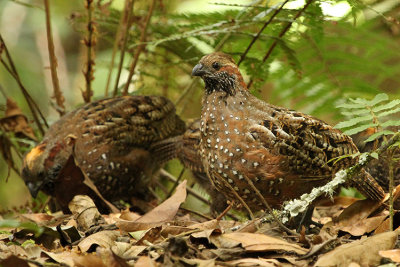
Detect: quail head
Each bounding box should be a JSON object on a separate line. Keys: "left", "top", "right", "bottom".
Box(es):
{"left": 22, "top": 95, "right": 186, "bottom": 209}
{"left": 192, "top": 52, "right": 385, "bottom": 215}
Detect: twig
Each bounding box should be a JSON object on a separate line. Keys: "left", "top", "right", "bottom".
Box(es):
{"left": 247, "top": 0, "right": 314, "bottom": 89}
{"left": 111, "top": 0, "right": 134, "bottom": 97}
{"left": 82, "top": 0, "right": 96, "bottom": 103}
{"left": 282, "top": 131, "right": 400, "bottom": 222}
{"left": 166, "top": 167, "right": 185, "bottom": 198}
{"left": 122, "top": 0, "right": 156, "bottom": 96}
{"left": 180, "top": 207, "right": 213, "bottom": 220}
{"left": 0, "top": 35, "right": 48, "bottom": 135}
{"left": 160, "top": 169, "right": 211, "bottom": 205}
{"left": 237, "top": 0, "right": 290, "bottom": 66}
{"left": 43, "top": 0, "right": 65, "bottom": 116}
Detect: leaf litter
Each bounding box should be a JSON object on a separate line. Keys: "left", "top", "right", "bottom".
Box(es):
{"left": 1, "top": 180, "right": 400, "bottom": 267}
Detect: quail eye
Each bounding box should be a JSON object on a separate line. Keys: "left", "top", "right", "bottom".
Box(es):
{"left": 212, "top": 62, "right": 220, "bottom": 70}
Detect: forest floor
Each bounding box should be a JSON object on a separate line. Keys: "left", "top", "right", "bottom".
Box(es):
{"left": 0, "top": 179, "right": 399, "bottom": 267}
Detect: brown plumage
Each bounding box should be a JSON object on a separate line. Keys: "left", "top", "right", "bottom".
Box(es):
{"left": 175, "top": 119, "right": 228, "bottom": 214}
{"left": 352, "top": 127, "right": 400, "bottom": 191}
{"left": 192, "top": 52, "right": 385, "bottom": 213}
{"left": 22, "top": 95, "right": 186, "bottom": 207}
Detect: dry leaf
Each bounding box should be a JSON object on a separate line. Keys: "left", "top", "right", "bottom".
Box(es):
{"left": 379, "top": 249, "right": 400, "bottom": 263}
{"left": 315, "top": 231, "right": 398, "bottom": 266}
{"left": 211, "top": 232, "right": 307, "bottom": 255}
{"left": 135, "top": 255, "right": 156, "bottom": 267}
{"left": 78, "top": 230, "right": 120, "bottom": 252}
{"left": 226, "top": 258, "right": 282, "bottom": 267}
{"left": 136, "top": 180, "right": 187, "bottom": 223}
{"left": 116, "top": 181, "right": 187, "bottom": 231}
{"left": 0, "top": 255, "right": 30, "bottom": 267}
{"left": 0, "top": 98, "right": 36, "bottom": 141}
{"left": 69, "top": 195, "right": 105, "bottom": 232}
{"left": 339, "top": 215, "right": 387, "bottom": 236}
{"left": 73, "top": 254, "right": 107, "bottom": 267}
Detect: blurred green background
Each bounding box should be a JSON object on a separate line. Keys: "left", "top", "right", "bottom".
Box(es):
{"left": 0, "top": 0, "right": 399, "bottom": 213}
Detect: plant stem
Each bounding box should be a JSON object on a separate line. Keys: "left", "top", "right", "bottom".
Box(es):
{"left": 247, "top": 0, "right": 314, "bottom": 89}
{"left": 122, "top": 0, "right": 156, "bottom": 96}
{"left": 237, "top": 0, "right": 290, "bottom": 66}
{"left": 111, "top": 0, "right": 134, "bottom": 97}
{"left": 43, "top": 0, "right": 65, "bottom": 115}
{"left": 83, "top": 0, "right": 96, "bottom": 103}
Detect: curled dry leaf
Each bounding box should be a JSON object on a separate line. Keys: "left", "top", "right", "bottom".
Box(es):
{"left": 116, "top": 180, "right": 187, "bottom": 232}
{"left": 73, "top": 254, "right": 108, "bottom": 267}
{"left": 135, "top": 255, "right": 156, "bottom": 267}
{"left": 379, "top": 249, "right": 400, "bottom": 263}
{"left": 320, "top": 199, "right": 384, "bottom": 237}
{"left": 226, "top": 258, "right": 282, "bottom": 267}
{"left": 78, "top": 230, "right": 121, "bottom": 252}
{"left": 68, "top": 195, "right": 105, "bottom": 232}
{"left": 315, "top": 231, "right": 398, "bottom": 267}
{"left": 211, "top": 232, "right": 308, "bottom": 255}
{"left": 0, "top": 97, "right": 36, "bottom": 141}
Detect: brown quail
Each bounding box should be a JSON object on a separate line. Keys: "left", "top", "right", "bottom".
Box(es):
{"left": 22, "top": 95, "right": 186, "bottom": 209}
{"left": 175, "top": 119, "right": 228, "bottom": 214}
{"left": 192, "top": 52, "right": 385, "bottom": 215}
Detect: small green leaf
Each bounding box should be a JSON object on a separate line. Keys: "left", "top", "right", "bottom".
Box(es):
{"left": 370, "top": 152, "right": 379, "bottom": 159}
{"left": 372, "top": 99, "right": 400, "bottom": 112}
{"left": 367, "top": 93, "right": 389, "bottom": 106}
{"left": 334, "top": 114, "right": 374, "bottom": 129}
{"left": 377, "top": 106, "right": 400, "bottom": 118}
{"left": 381, "top": 120, "right": 400, "bottom": 128}
{"left": 342, "top": 123, "right": 377, "bottom": 136}
{"left": 0, "top": 220, "right": 43, "bottom": 237}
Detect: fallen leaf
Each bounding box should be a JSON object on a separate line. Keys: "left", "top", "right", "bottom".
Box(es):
{"left": 180, "top": 258, "right": 216, "bottom": 267}
{"left": 116, "top": 181, "right": 187, "bottom": 231}
{"left": 340, "top": 215, "right": 387, "bottom": 236}
{"left": 0, "top": 97, "right": 36, "bottom": 141}
{"left": 226, "top": 258, "right": 282, "bottom": 267}
{"left": 315, "top": 231, "right": 398, "bottom": 266}
{"left": 136, "top": 180, "right": 187, "bottom": 223}
{"left": 0, "top": 255, "right": 30, "bottom": 267}
{"left": 78, "top": 230, "right": 120, "bottom": 252}
{"left": 379, "top": 249, "right": 400, "bottom": 263}
{"left": 69, "top": 195, "right": 105, "bottom": 232}
{"left": 211, "top": 232, "right": 307, "bottom": 255}
{"left": 73, "top": 254, "right": 107, "bottom": 267}
{"left": 135, "top": 255, "right": 156, "bottom": 267}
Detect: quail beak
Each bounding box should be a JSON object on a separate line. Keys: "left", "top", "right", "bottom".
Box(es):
{"left": 27, "top": 181, "right": 42, "bottom": 198}
{"left": 192, "top": 63, "right": 206, "bottom": 77}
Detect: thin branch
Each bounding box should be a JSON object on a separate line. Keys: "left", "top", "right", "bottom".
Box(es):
{"left": 43, "top": 0, "right": 65, "bottom": 116}
{"left": 0, "top": 35, "right": 48, "bottom": 135}
{"left": 247, "top": 0, "right": 314, "bottom": 89}
{"left": 82, "top": 0, "right": 96, "bottom": 103}
{"left": 160, "top": 169, "right": 211, "bottom": 205}
{"left": 109, "top": 0, "right": 134, "bottom": 97}
{"left": 122, "top": 0, "right": 156, "bottom": 96}
{"left": 237, "top": 0, "right": 290, "bottom": 66}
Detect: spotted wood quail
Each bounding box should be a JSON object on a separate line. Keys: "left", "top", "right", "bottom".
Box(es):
{"left": 192, "top": 52, "right": 385, "bottom": 214}
{"left": 22, "top": 95, "right": 186, "bottom": 207}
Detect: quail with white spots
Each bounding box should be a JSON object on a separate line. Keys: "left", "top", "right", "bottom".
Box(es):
{"left": 192, "top": 52, "right": 385, "bottom": 215}
{"left": 22, "top": 95, "right": 186, "bottom": 207}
